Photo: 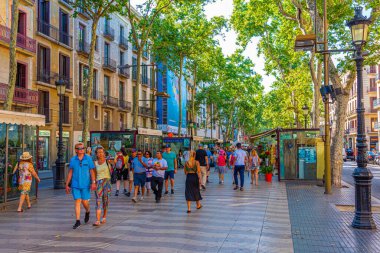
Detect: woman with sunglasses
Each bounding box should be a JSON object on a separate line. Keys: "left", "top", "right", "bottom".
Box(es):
{"left": 144, "top": 151, "right": 154, "bottom": 195}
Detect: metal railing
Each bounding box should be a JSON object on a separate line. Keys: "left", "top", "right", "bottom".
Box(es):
{"left": 37, "top": 19, "right": 73, "bottom": 48}
{"left": 102, "top": 57, "right": 117, "bottom": 72}
{"left": 0, "top": 83, "right": 38, "bottom": 106}
{"left": 119, "top": 68, "right": 130, "bottom": 78}
{"left": 92, "top": 89, "right": 102, "bottom": 100}
{"left": 139, "top": 106, "right": 152, "bottom": 116}
{"left": 37, "top": 70, "right": 58, "bottom": 84}
{"left": 119, "top": 36, "right": 128, "bottom": 50}
{"left": 119, "top": 100, "right": 132, "bottom": 111}
{"left": 103, "top": 122, "right": 113, "bottom": 131}
{"left": 104, "top": 26, "right": 115, "bottom": 40}
{"left": 0, "top": 24, "right": 36, "bottom": 53}
{"left": 76, "top": 39, "right": 90, "bottom": 55}
{"left": 58, "top": 75, "right": 73, "bottom": 90}
{"left": 38, "top": 107, "right": 52, "bottom": 123}
{"left": 103, "top": 95, "right": 118, "bottom": 107}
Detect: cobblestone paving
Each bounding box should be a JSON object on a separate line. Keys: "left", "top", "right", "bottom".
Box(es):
{"left": 0, "top": 170, "right": 293, "bottom": 253}
{"left": 286, "top": 182, "right": 380, "bottom": 253}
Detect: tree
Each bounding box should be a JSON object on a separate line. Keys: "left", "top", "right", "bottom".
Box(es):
{"left": 232, "top": 0, "right": 380, "bottom": 187}
{"left": 4, "top": 0, "right": 20, "bottom": 110}
{"left": 151, "top": 2, "right": 226, "bottom": 135}
{"left": 69, "top": 0, "right": 127, "bottom": 144}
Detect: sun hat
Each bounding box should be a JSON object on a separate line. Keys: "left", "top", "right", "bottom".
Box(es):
{"left": 20, "top": 152, "right": 32, "bottom": 160}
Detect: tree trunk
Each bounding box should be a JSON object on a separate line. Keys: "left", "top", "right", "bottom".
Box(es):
{"left": 82, "top": 20, "right": 98, "bottom": 145}
{"left": 178, "top": 55, "right": 184, "bottom": 136}
{"left": 192, "top": 67, "right": 197, "bottom": 137}
{"left": 331, "top": 93, "right": 349, "bottom": 187}
{"left": 4, "top": 0, "right": 20, "bottom": 110}
{"left": 133, "top": 50, "right": 142, "bottom": 129}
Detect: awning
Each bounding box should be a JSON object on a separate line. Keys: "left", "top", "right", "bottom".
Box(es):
{"left": 0, "top": 110, "right": 45, "bottom": 126}
{"left": 250, "top": 129, "right": 277, "bottom": 140}
{"left": 192, "top": 136, "right": 204, "bottom": 141}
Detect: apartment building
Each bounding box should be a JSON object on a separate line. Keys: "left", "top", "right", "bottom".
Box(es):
{"left": 0, "top": 0, "right": 38, "bottom": 112}
{"left": 344, "top": 65, "right": 378, "bottom": 152}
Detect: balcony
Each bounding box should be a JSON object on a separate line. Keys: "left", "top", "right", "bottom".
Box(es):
{"left": 59, "top": 0, "right": 73, "bottom": 9}
{"left": 119, "top": 68, "right": 130, "bottom": 79}
{"left": 139, "top": 106, "right": 152, "bottom": 117}
{"left": 59, "top": 75, "right": 73, "bottom": 90}
{"left": 119, "top": 99, "right": 132, "bottom": 111}
{"left": 0, "top": 83, "right": 38, "bottom": 106}
{"left": 103, "top": 122, "right": 113, "bottom": 131}
{"left": 76, "top": 40, "right": 90, "bottom": 56}
{"left": 38, "top": 107, "right": 52, "bottom": 123}
{"left": 102, "top": 57, "right": 117, "bottom": 72}
{"left": 103, "top": 26, "right": 115, "bottom": 41}
{"left": 374, "top": 99, "right": 380, "bottom": 109}
{"left": 37, "top": 19, "right": 73, "bottom": 48}
{"left": 92, "top": 89, "right": 102, "bottom": 100}
{"left": 63, "top": 111, "right": 72, "bottom": 125}
{"left": 119, "top": 36, "right": 128, "bottom": 50}
{"left": 0, "top": 24, "right": 36, "bottom": 54}
{"left": 103, "top": 95, "right": 118, "bottom": 107}
{"left": 367, "top": 86, "right": 377, "bottom": 92}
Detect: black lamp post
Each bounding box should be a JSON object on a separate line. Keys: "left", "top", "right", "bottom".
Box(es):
{"left": 54, "top": 79, "right": 66, "bottom": 189}
{"left": 347, "top": 6, "right": 376, "bottom": 230}
{"left": 302, "top": 104, "right": 309, "bottom": 129}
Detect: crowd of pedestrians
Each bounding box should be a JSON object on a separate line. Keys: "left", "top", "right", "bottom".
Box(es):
{"left": 12, "top": 141, "right": 264, "bottom": 229}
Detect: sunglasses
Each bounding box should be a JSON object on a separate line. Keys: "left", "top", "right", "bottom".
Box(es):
{"left": 137, "top": 153, "right": 142, "bottom": 155}
{"left": 76, "top": 147, "right": 85, "bottom": 150}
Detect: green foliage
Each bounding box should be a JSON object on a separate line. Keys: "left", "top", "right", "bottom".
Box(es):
{"left": 260, "top": 166, "right": 273, "bottom": 174}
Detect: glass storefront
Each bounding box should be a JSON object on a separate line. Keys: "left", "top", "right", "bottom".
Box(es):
{"left": 0, "top": 123, "right": 38, "bottom": 204}
{"left": 38, "top": 136, "right": 49, "bottom": 170}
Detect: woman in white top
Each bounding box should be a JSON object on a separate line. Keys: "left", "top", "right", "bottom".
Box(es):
{"left": 249, "top": 149, "right": 260, "bottom": 185}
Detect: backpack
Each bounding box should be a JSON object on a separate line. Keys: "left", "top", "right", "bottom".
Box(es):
{"left": 115, "top": 155, "right": 125, "bottom": 170}
{"left": 217, "top": 155, "right": 226, "bottom": 165}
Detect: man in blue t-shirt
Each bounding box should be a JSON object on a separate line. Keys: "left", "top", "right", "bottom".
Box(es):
{"left": 66, "top": 142, "right": 96, "bottom": 229}
{"left": 162, "top": 144, "right": 177, "bottom": 194}
{"left": 131, "top": 150, "right": 148, "bottom": 203}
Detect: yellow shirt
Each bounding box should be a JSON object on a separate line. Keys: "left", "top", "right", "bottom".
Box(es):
{"left": 95, "top": 161, "right": 111, "bottom": 180}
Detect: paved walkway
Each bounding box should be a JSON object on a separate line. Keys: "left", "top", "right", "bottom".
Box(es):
{"left": 286, "top": 181, "right": 380, "bottom": 253}
{"left": 0, "top": 170, "right": 293, "bottom": 253}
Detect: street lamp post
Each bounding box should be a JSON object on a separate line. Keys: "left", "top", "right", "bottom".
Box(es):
{"left": 347, "top": 7, "right": 376, "bottom": 230}
{"left": 54, "top": 79, "right": 66, "bottom": 189}
{"left": 302, "top": 104, "right": 309, "bottom": 129}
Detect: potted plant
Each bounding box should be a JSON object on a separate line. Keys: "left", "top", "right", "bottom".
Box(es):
{"left": 260, "top": 166, "right": 274, "bottom": 182}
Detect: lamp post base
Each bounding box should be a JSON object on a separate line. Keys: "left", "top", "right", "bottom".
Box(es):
{"left": 54, "top": 160, "right": 66, "bottom": 189}
{"left": 352, "top": 168, "right": 377, "bottom": 230}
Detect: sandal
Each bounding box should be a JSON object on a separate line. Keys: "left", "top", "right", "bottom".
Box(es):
{"left": 17, "top": 209, "right": 24, "bottom": 213}
{"left": 187, "top": 210, "right": 191, "bottom": 213}
{"left": 27, "top": 206, "right": 31, "bottom": 209}
{"left": 196, "top": 205, "right": 203, "bottom": 210}
{"left": 93, "top": 221, "right": 101, "bottom": 226}
{"left": 101, "top": 218, "right": 106, "bottom": 224}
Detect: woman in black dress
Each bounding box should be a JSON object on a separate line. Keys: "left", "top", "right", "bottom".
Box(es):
{"left": 185, "top": 150, "right": 202, "bottom": 213}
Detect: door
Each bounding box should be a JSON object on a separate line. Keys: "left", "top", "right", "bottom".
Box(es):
{"left": 283, "top": 139, "right": 297, "bottom": 179}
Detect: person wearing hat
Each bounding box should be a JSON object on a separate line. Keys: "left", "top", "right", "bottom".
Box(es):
{"left": 162, "top": 144, "right": 177, "bottom": 194}
{"left": 12, "top": 152, "right": 40, "bottom": 212}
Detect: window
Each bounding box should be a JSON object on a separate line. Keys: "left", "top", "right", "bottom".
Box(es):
{"left": 103, "top": 111, "right": 111, "bottom": 130}
{"left": 38, "top": 90, "right": 50, "bottom": 123}
{"left": 78, "top": 24, "right": 86, "bottom": 50}
{"left": 37, "top": 45, "right": 50, "bottom": 83}
{"left": 92, "top": 69, "right": 98, "bottom": 99}
{"left": 59, "top": 54, "right": 70, "bottom": 80}
{"left": 63, "top": 96, "right": 70, "bottom": 124}
{"left": 18, "top": 11, "right": 26, "bottom": 36}
{"left": 119, "top": 51, "right": 124, "bottom": 66}
{"left": 79, "top": 64, "right": 89, "bottom": 96}
{"left": 120, "top": 113, "right": 124, "bottom": 129}
{"left": 16, "top": 63, "right": 27, "bottom": 88}
{"left": 132, "top": 57, "right": 137, "bottom": 80}
{"left": 94, "top": 105, "right": 99, "bottom": 120}
{"left": 120, "top": 26, "right": 124, "bottom": 42}
{"left": 142, "top": 91, "right": 147, "bottom": 106}
{"left": 143, "top": 118, "right": 147, "bottom": 128}
{"left": 104, "top": 75, "right": 110, "bottom": 97}
{"left": 142, "top": 64, "right": 148, "bottom": 84}
{"left": 104, "top": 42, "right": 110, "bottom": 63}
{"left": 59, "top": 9, "right": 70, "bottom": 45}
{"left": 371, "top": 118, "right": 377, "bottom": 132}
{"left": 38, "top": 0, "right": 50, "bottom": 35}
{"left": 119, "top": 81, "right": 124, "bottom": 101}
{"left": 78, "top": 101, "right": 84, "bottom": 124}
{"left": 95, "top": 35, "right": 99, "bottom": 51}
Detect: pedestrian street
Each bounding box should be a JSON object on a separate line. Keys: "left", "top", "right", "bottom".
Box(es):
{"left": 0, "top": 170, "right": 293, "bottom": 253}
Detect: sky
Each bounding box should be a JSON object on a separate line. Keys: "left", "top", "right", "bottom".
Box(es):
{"left": 131, "top": 0, "right": 275, "bottom": 92}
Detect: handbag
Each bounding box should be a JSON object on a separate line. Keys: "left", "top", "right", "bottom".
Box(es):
{"left": 11, "top": 162, "right": 20, "bottom": 187}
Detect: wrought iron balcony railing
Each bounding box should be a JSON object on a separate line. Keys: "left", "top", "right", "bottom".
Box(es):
{"left": 119, "top": 36, "right": 128, "bottom": 50}
{"left": 119, "top": 68, "right": 130, "bottom": 78}
{"left": 37, "top": 19, "right": 73, "bottom": 48}
{"left": 0, "top": 83, "right": 38, "bottom": 106}
{"left": 0, "top": 24, "right": 36, "bottom": 53}
{"left": 119, "top": 100, "right": 132, "bottom": 111}
{"left": 102, "top": 57, "right": 117, "bottom": 72}
{"left": 103, "top": 95, "right": 118, "bottom": 107}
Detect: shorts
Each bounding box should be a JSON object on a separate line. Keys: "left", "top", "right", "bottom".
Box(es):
{"left": 116, "top": 169, "right": 129, "bottom": 181}
{"left": 72, "top": 187, "right": 91, "bottom": 200}
{"left": 164, "top": 170, "right": 175, "bottom": 180}
{"left": 134, "top": 173, "right": 146, "bottom": 187}
{"left": 218, "top": 166, "right": 228, "bottom": 174}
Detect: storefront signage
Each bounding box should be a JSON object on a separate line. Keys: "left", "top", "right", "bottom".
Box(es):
{"left": 138, "top": 128, "right": 162, "bottom": 136}
{"left": 56, "top": 131, "right": 70, "bottom": 138}
{"left": 163, "top": 137, "right": 184, "bottom": 143}
{"left": 39, "top": 130, "right": 50, "bottom": 137}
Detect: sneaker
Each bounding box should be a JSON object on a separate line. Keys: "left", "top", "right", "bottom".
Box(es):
{"left": 126, "top": 192, "right": 131, "bottom": 197}
{"left": 123, "top": 189, "right": 127, "bottom": 195}
{"left": 233, "top": 186, "right": 239, "bottom": 190}
{"left": 73, "top": 220, "right": 81, "bottom": 229}
{"left": 139, "top": 196, "right": 144, "bottom": 201}
{"left": 115, "top": 190, "right": 119, "bottom": 196}
{"left": 240, "top": 187, "right": 244, "bottom": 191}
{"left": 84, "top": 212, "right": 90, "bottom": 223}
{"left": 171, "top": 189, "right": 174, "bottom": 194}
{"left": 132, "top": 197, "right": 138, "bottom": 203}
{"left": 164, "top": 191, "right": 169, "bottom": 195}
